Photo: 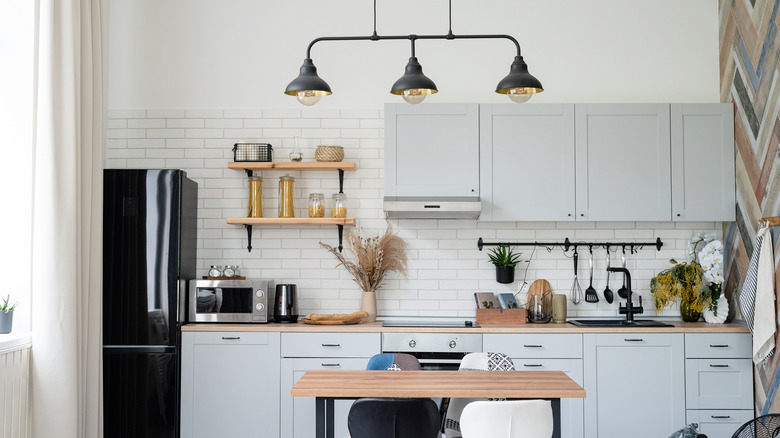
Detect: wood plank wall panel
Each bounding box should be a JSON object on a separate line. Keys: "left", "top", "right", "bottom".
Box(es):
{"left": 0, "top": 344, "right": 31, "bottom": 438}
{"left": 721, "top": 0, "right": 780, "bottom": 415}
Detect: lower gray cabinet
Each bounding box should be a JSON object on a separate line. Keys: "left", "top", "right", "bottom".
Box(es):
{"left": 686, "top": 409, "right": 753, "bottom": 438}
{"left": 280, "top": 333, "right": 380, "bottom": 438}
{"left": 584, "top": 333, "right": 685, "bottom": 438}
{"left": 180, "top": 332, "right": 281, "bottom": 438}
{"left": 483, "top": 334, "right": 584, "bottom": 438}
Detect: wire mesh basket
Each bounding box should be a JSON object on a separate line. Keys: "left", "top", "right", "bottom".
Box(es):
{"left": 233, "top": 143, "right": 273, "bottom": 162}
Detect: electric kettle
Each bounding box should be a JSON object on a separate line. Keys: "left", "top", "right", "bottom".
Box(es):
{"left": 274, "top": 284, "right": 299, "bottom": 323}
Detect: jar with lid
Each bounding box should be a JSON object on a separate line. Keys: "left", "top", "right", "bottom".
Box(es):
{"left": 331, "top": 193, "right": 347, "bottom": 218}
{"left": 223, "top": 265, "right": 239, "bottom": 278}
{"left": 247, "top": 176, "right": 263, "bottom": 218}
{"left": 308, "top": 193, "right": 325, "bottom": 218}
{"left": 278, "top": 175, "right": 295, "bottom": 218}
{"left": 208, "top": 265, "right": 223, "bottom": 278}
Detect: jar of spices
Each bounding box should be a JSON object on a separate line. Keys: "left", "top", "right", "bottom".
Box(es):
{"left": 278, "top": 175, "right": 295, "bottom": 218}
{"left": 331, "top": 193, "right": 347, "bottom": 218}
{"left": 308, "top": 193, "right": 325, "bottom": 218}
{"left": 247, "top": 176, "right": 263, "bottom": 218}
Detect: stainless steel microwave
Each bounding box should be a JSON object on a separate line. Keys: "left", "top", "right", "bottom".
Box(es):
{"left": 188, "top": 279, "right": 274, "bottom": 323}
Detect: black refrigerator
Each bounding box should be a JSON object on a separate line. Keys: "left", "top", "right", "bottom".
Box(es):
{"left": 103, "top": 169, "right": 197, "bottom": 438}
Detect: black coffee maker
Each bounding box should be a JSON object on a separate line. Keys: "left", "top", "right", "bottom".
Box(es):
{"left": 274, "top": 284, "right": 299, "bottom": 323}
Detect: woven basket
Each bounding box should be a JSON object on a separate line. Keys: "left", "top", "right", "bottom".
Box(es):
{"left": 315, "top": 145, "right": 344, "bottom": 162}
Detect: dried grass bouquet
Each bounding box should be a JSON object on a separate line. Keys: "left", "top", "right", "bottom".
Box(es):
{"left": 320, "top": 225, "right": 408, "bottom": 293}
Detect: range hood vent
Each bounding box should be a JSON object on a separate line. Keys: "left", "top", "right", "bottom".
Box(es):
{"left": 383, "top": 196, "right": 482, "bottom": 219}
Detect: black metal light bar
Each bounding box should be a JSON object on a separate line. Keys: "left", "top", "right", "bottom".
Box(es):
{"left": 477, "top": 237, "right": 664, "bottom": 253}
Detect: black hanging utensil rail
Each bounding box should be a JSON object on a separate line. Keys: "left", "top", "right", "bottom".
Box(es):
{"left": 477, "top": 237, "right": 663, "bottom": 253}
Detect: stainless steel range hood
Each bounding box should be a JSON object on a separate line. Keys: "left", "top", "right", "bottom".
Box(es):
{"left": 383, "top": 196, "right": 482, "bottom": 219}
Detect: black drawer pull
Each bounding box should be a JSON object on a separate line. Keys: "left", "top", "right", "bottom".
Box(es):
{"left": 321, "top": 343, "right": 341, "bottom": 347}
{"left": 709, "top": 364, "right": 729, "bottom": 368}
{"left": 711, "top": 415, "right": 731, "bottom": 419}
{"left": 523, "top": 345, "right": 543, "bottom": 348}
{"left": 221, "top": 336, "right": 241, "bottom": 340}
{"left": 321, "top": 363, "right": 341, "bottom": 367}
{"left": 624, "top": 339, "right": 644, "bottom": 342}
{"left": 709, "top": 344, "right": 729, "bottom": 348}
{"left": 523, "top": 364, "right": 543, "bottom": 368}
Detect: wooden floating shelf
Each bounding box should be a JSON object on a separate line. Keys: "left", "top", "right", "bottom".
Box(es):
{"left": 227, "top": 217, "right": 355, "bottom": 226}
{"left": 228, "top": 162, "right": 356, "bottom": 171}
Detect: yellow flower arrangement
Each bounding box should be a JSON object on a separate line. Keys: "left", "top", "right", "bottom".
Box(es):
{"left": 650, "top": 259, "right": 705, "bottom": 313}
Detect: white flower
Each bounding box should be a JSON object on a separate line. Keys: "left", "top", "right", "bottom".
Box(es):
{"left": 707, "top": 240, "right": 723, "bottom": 251}
{"left": 704, "top": 232, "right": 718, "bottom": 242}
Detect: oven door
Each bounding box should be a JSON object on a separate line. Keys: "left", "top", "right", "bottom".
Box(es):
{"left": 190, "top": 286, "right": 254, "bottom": 322}
{"left": 415, "top": 353, "right": 465, "bottom": 371}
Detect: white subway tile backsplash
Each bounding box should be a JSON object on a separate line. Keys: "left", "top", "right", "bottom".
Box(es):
{"left": 105, "top": 108, "right": 721, "bottom": 319}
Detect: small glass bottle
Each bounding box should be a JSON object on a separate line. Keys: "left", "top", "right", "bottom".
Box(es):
{"left": 278, "top": 175, "right": 295, "bottom": 218}
{"left": 208, "top": 265, "right": 223, "bottom": 277}
{"left": 289, "top": 136, "right": 303, "bottom": 162}
{"left": 308, "top": 193, "right": 325, "bottom": 218}
{"left": 223, "top": 265, "right": 239, "bottom": 278}
{"left": 247, "top": 176, "right": 263, "bottom": 218}
{"left": 331, "top": 193, "right": 347, "bottom": 218}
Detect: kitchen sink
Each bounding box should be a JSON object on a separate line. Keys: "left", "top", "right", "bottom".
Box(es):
{"left": 569, "top": 319, "right": 673, "bottom": 328}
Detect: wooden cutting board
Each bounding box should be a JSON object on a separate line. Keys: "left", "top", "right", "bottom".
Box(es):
{"left": 525, "top": 279, "right": 552, "bottom": 309}
{"left": 301, "top": 318, "right": 363, "bottom": 325}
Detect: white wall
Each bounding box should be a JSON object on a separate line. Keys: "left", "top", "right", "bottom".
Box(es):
{"left": 106, "top": 0, "right": 720, "bottom": 109}
{"left": 105, "top": 108, "right": 721, "bottom": 318}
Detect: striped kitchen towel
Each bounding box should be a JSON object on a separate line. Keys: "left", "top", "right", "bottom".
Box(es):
{"left": 754, "top": 225, "right": 776, "bottom": 363}
{"left": 738, "top": 229, "right": 763, "bottom": 332}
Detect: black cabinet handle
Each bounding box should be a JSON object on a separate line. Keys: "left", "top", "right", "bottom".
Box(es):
{"left": 221, "top": 336, "right": 240, "bottom": 340}
{"left": 709, "top": 344, "right": 729, "bottom": 348}
{"left": 523, "top": 364, "right": 543, "bottom": 368}
{"left": 709, "top": 364, "right": 729, "bottom": 368}
{"left": 711, "top": 415, "right": 731, "bottom": 419}
{"left": 321, "top": 343, "right": 341, "bottom": 347}
{"left": 321, "top": 363, "right": 341, "bottom": 367}
{"left": 624, "top": 339, "right": 644, "bottom": 342}
{"left": 523, "top": 345, "right": 543, "bottom": 348}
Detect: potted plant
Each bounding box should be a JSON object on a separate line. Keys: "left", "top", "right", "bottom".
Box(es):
{"left": 0, "top": 294, "right": 18, "bottom": 334}
{"left": 487, "top": 244, "right": 521, "bottom": 284}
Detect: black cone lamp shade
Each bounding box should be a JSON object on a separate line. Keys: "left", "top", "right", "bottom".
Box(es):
{"left": 496, "top": 55, "right": 543, "bottom": 103}
{"left": 284, "top": 58, "right": 332, "bottom": 106}
{"left": 390, "top": 57, "right": 438, "bottom": 104}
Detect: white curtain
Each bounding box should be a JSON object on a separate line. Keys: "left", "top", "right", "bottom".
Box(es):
{"left": 31, "top": 0, "right": 103, "bottom": 437}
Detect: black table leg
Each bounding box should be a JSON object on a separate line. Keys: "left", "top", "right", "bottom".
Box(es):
{"left": 551, "top": 398, "right": 561, "bottom": 438}
{"left": 315, "top": 397, "right": 336, "bottom": 438}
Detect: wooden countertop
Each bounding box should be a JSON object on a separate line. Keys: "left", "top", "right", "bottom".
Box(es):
{"left": 290, "top": 370, "right": 586, "bottom": 399}
{"left": 182, "top": 321, "right": 749, "bottom": 334}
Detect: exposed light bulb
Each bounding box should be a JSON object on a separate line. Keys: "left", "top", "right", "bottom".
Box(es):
{"left": 402, "top": 89, "right": 428, "bottom": 104}
{"left": 296, "top": 90, "right": 322, "bottom": 106}
{"left": 507, "top": 88, "right": 532, "bottom": 103}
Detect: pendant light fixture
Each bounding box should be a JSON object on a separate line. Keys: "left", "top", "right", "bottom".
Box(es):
{"left": 284, "top": 0, "right": 543, "bottom": 105}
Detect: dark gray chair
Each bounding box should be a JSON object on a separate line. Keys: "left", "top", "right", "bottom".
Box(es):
{"left": 732, "top": 414, "right": 780, "bottom": 438}
{"left": 347, "top": 397, "right": 440, "bottom": 438}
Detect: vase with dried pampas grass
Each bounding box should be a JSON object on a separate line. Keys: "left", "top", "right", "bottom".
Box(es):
{"left": 320, "top": 225, "right": 407, "bottom": 323}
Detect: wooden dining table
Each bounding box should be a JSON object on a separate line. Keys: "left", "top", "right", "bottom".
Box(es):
{"left": 290, "top": 369, "right": 586, "bottom": 438}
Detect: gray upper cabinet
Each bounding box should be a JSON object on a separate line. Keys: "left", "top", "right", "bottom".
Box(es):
{"left": 479, "top": 104, "right": 576, "bottom": 221}
{"left": 671, "top": 104, "right": 736, "bottom": 221}
{"left": 575, "top": 104, "right": 672, "bottom": 221}
{"left": 385, "top": 103, "right": 480, "bottom": 197}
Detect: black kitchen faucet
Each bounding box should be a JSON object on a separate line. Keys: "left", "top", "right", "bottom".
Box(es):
{"left": 607, "top": 267, "right": 643, "bottom": 323}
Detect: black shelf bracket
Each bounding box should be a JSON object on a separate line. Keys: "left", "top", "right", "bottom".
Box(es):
{"left": 338, "top": 169, "right": 345, "bottom": 193}
{"left": 245, "top": 225, "right": 253, "bottom": 252}
{"left": 245, "top": 169, "right": 254, "bottom": 178}
{"left": 338, "top": 225, "right": 344, "bottom": 252}
{"left": 477, "top": 237, "right": 663, "bottom": 254}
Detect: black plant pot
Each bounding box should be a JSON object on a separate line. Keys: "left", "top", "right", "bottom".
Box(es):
{"left": 495, "top": 265, "right": 515, "bottom": 284}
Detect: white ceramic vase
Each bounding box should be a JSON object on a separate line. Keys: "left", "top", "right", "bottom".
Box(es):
{"left": 702, "top": 294, "right": 728, "bottom": 324}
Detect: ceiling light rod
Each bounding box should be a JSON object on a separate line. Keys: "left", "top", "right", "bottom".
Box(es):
{"left": 284, "top": 0, "right": 543, "bottom": 105}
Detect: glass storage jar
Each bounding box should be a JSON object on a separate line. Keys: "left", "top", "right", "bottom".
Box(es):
{"left": 208, "top": 265, "right": 223, "bottom": 277}
{"left": 247, "top": 176, "right": 263, "bottom": 218}
{"left": 308, "top": 193, "right": 325, "bottom": 218}
{"left": 331, "top": 193, "right": 347, "bottom": 218}
{"left": 278, "top": 175, "right": 295, "bottom": 218}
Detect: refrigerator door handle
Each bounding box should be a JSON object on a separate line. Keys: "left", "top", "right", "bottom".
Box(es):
{"left": 103, "top": 346, "right": 177, "bottom": 354}
{"left": 178, "top": 279, "right": 187, "bottom": 325}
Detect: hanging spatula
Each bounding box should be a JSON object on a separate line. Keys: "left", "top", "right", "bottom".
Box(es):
{"left": 585, "top": 246, "right": 599, "bottom": 303}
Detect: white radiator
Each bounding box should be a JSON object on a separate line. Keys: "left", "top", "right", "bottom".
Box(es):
{"left": 0, "top": 337, "right": 31, "bottom": 438}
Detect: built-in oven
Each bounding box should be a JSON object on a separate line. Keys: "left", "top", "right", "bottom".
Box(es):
{"left": 381, "top": 332, "right": 482, "bottom": 370}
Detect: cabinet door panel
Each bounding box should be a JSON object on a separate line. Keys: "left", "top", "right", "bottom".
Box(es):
{"left": 584, "top": 334, "right": 685, "bottom": 438}
{"left": 385, "top": 103, "right": 479, "bottom": 197}
{"left": 514, "top": 358, "right": 584, "bottom": 438}
{"left": 575, "top": 104, "right": 672, "bottom": 221}
{"left": 281, "top": 358, "right": 370, "bottom": 438}
{"left": 479, "top": 104, "right": 575, "bottom": 221}
{"left": 685, "top": 359, "right": 753, "bottom": 409}
{"left": 671, "top": 104, "right": 735, "bottom": 221}
{"left": 687, "top": 409, "right": 753, "bottom": 438}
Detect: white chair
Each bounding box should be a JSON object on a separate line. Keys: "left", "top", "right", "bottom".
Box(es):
{"left": 443, "top": 352, "right": 516, "bottom": 437}
{"left": 459, "top": 400, "right": 553, "bottom": 438}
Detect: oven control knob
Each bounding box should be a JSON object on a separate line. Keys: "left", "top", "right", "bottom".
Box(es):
{"left": 255, "top": 303, "right": 264, "bottom": 311}
{"left": 256, "top": 290, "right": 264, "bottom": 298}
{"left": 449, "top": 340, "right": 457, "bottom": 349}
{"left": 408, "top": 340, "right": 416, "bottom": 348}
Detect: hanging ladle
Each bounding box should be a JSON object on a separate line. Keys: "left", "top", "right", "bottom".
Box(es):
{"left": 603, "top": 246, "right": 614, "bottom": 304}
{"left": 618, "top": 245, "right": 628, "bottom": 299}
